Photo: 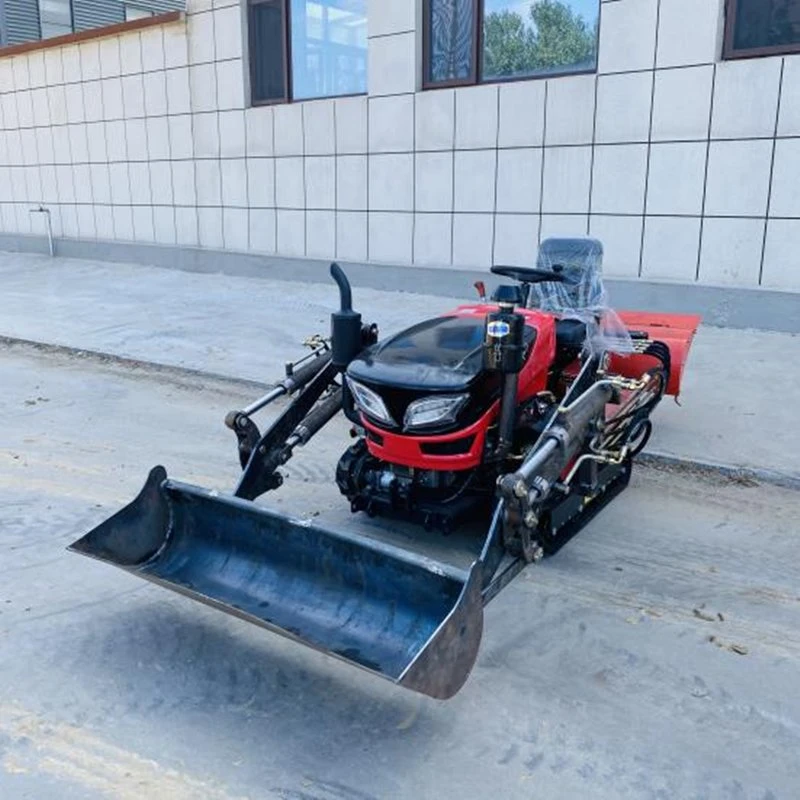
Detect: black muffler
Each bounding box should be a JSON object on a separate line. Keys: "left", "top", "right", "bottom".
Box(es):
{"left": 70, "top": 467, "right": 483, "bottom": 700}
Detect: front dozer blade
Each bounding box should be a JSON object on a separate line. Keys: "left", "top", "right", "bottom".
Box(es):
{"left": 69, "top": 467, "right": 484, "bottom": 700}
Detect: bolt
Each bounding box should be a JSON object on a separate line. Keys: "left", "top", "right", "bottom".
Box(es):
{"left": 514, "top": 480, "right": 528, "bottom": 498}
{"left": 524, "top": 511, "right": 538, "bottom": 528}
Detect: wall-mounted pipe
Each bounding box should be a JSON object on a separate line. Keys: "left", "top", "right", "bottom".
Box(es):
{"left": 29, "top": 206, "right": 54, "bottom": 256}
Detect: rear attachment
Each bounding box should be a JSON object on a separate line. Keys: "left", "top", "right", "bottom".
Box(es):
{"left": 70, "top": 466, "right": 483, "bottom": 700}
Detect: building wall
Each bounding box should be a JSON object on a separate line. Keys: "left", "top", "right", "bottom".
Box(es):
{"left": 0, "top": 0, "right": 799, "bottom": 291}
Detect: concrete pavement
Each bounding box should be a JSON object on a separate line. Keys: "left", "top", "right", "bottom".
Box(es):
{"left": 1, "top": 250, "right": 798, "bottom": 481}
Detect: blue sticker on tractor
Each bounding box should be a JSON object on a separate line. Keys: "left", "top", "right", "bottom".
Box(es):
{"left": 487, "top": 321, "right": 511, "bottom": 338}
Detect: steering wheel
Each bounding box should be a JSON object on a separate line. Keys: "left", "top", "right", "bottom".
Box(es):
{"left": 490, "top": 264, "right": 566, "bottom": 284}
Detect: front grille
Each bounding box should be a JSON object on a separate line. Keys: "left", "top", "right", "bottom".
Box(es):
{"left": 420, "top": 436, "right": 476, "bottom": 456}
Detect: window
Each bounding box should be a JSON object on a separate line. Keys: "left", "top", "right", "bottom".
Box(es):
{"left": 248, "top": 0, "right": 367, "bottom": 105}
{"left": 724, "top": 0, "right": 800, "bottom": 59}
{"left": 125, "top": 5, "right": 156, "bottom": 22}
{"left": 423, "top": 0, "right": 599, "bottom": 89}
{"left": 39, "top": 0, "right": 73, "bottom": 39}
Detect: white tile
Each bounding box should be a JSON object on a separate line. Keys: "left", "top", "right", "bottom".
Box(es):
{"left": 188, "top": 10, "right": 216, "bottom": 64}
{"left": 214, "top": 4, "right": 243, "bottom": 61}
{"left": 223, "top": 207, "right": 249, "bottom": 251}
{"left": 368, "top": 32, "right": 415, "bottom": 96}
{"left": 646, "top": 142, "right": 707, "bottom": 216}
{"left": 1, "top": 94, "right": 19, "bottom": 129}
{"left": 249, "top": 208, "right": 276, "bottom": 252}
{"left": 276, "top": 209, "right": 306, "bottom": 256}
{"left": 452, "top": 213, "right": 494, "bottom": 268}
{"left": 455, "top": 84, "right": 498, "bottom": 150}
{"left": 698, "top": 217, "right": 763, "bottom": 286}
{"left": 246, "top": 107, "right": 274, "bottom": 156}
{"left": 193, "top": 112, "right": 220, "bottom": 158}
{"left": 112, "top": 205, "right": 134, "bottom": 240}
{"left": 657, "top": 0, "right": 721, "bottom": 67}
{"left": 68, "top": 124, "right": 89, "bottom": 164}
{"left": 651, "top": 66, "right": 713, "bottom": 142}
{"left": 215, "top": 59, "right": 245, "bottom": 110}
{"left": 415, "top": 89, "right": 454, "bottom": 152}
{"left": 76, "top": 204, "right": 96, "bottom": 239}
{"left": 21, "top": 133, "right": 38, "bottom": 167}
{"left": 705, "top": 139, "right": 772, "bottom": 217}
{"left": 150, "top": 161, "right": 174, "bottom": 205}
{"left": 598, "top": 0, "right": 658, "bottom": 73}
{"left": 595, "top": 72, "right": 653, "bottom": 144}
{"left": 125, "top": 118, "right": 149, "bottom": 161}
{"left": 140, "top": 27, "right": 166, "bottom": 72}
{"left": 101, "top": 77, "right": 124, "bottom": 121}
{"left": 337, "top": 211, "right": 367, "bottom": 261}
{"left": 221, "top": 158, "right": 249, "bottom": 207}
{"left": 369, "top": 153, "right": 414, "bottom": 211}
{"left": 453, "top": 150, "right": 496, "bottom": 213}
{"left": 275, "top": 156, "right": 305, "bottom": 208}
{"left": 72, "top": 165, "right": 91, "bottom": 203}
{"left": 368, "top": 212, "right": 413, "bottom": 262}
{"left": 770, "top": 139, "right": 800, "bottom": 218}
{"left": 336, "top": 95, "right": 368, "bottom": 154}
{"left": 172, "top": 160, "right": 197, "bottom": 205}
{"left": 153, "top": 206, "right": 177, "bottom": 246}
{"left": 16, "top": 90, "right": 34, "bottom": 128}
{"left": 94, "top": 205, "right": 115, "bottom": 241}
{"left": 44, "top": 49, "right": 64, "bottom": 85}
{"left": 641, "top": 216, "right": 701, "bottom": 282}
{"left": 336, "top": 155, "right": 367, "bottom": 210}
{"left": 122, "top": 75, "right": 146, "bottom": 119}
{"left": 195, "top": 159, "right": 222, "bottom": 205}
{"left": 61, "top": 48, "right": 81, "bottom": 84}
{"left": 175, "top": 206, "right": 199, "bottom": 246}
{"left": 248, "top": 157, "right": 275, "bottom": 207}
{"left": 169, "top": 115, "right": 194, "bottom": 159}
{"left": 146, "top": 117, "right": 171, "bottom": 160}
{"left": 544, "top": 74, "right": 595, "bottom": 146}
{"left": 98, "top": 38, "right": 121, "bottom": 78}
{"left": 143, "top": 71, "right": 168, "bottom": 117}
{"left": 119, "top": 33, "right": 144, "bottom": 76}
{"left": 85, "top": 122, "right": 106, "bottom": 163}
{"left": 273, "top": 103, "right": 304, "bottom": 156}
{"left": 128, "top": 161, "right": 152, "bottom": 204}
{"left": 190, "top": 63, "right": 217, "bottom": 113}
{"left": 65, "top": 83, "right": 85, "bottom": 124}
{"left": 368, "top": 0, "right": 413, "bottom": 37}
{"left": 541, "top": 146, "right": 592, "bottom": 214}
{"left": 40, "top": 165, "right": 57, "bottom": 202}
{"left": 12, "top": 56, "right": 29, "bottom": 90}
{"left": 27, "top": 51, "right": 47, "bottom": 88}
{"left": 588, "top": 215, "right": 643, "bottom": 278}
{"left": 77, "top": 41, "right": 100, "bottom": 83}
{"left": 496, "top": 149, "right": 542, "bottom": 214}
{"left": 59, "top": 205, "right": 79, "bottom": 238}
{"left": 90, "top": 164, "right": 112, "bottom": 205}
{"left": 198, "top": 207, "right": 224, "bottom": 248}
{"left": 306, "top": 210, "right": 336, "bottom": 259}
{"left": 166, "top": 67, "right": 192, "bottom": 115}
{"left": 105, "top": 120, "right": 127, "bottom": 163}
{"left": 415, "top": 152, "right": 453, "bottom": 213}
{"left": 369, "top": 94, "right": 414, "bottom": 154}
{"left": 6, "top": 130, "right": 23, "bottom": 165}
{"left": 219, "top": 110, "right": 245, "bottom": 157}
{"left": 108, "top": 162, "right": 130, "bottom": 204}
{"left": 540, "top": 217, "right": 588, "bottom": 250}
{"left": 778, "top": 57, "right": 800, "bottom": 136}
{"left": 712, "top": 59, "right": 781, "bottom": 139}
{"left": 31, "top": 87, "right": 50, "bottom": 127}
{"left": 493, "top": 214, "right": 539, "bottom": 267}
{"left": 303, "top": 101, "right": 336, "bottom": 156}
{"left": 25, "top": 165, "right": 42, "bottom": 201}
{"left": 305, "top": 156, "right": 335, "bottom": 209}
{"left": 762, "top": 219, "right": 800, "bottom": 291}
{"left": 82, "top": 81, "right": 104, "bottom": 124}
{"left": 36, "top": 128, "right": 56, "bottom": 165}
{"left": 414, "top": 213, "right": 452, "bottom": 267}
{"left": 591, "top": 144, "right": 648, "bottom": 215}
{"left": 498, "top": 81, "right": 545, "bottom": 148}
{"left": 164, "top": 25, "right": 189, "bottom": 70}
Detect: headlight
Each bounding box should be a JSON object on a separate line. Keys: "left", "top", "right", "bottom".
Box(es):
{"left": 403, "top": 394, "right": 468, "bottom": 431}
{"left": 346, "top": 378, "right": 395, "bottom": 426}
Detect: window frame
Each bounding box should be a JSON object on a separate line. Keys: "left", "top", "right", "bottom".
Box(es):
{"left": 248, "top": 0, "right": 368, "bottom": 107}
{"left": 38, "top": 0, "right": 75, "bottom": 41}
{"left": 421, "top": 0, "right": 600, "bottom": 91}
{"left": 722, "top": 0, "right": 800, "bottom": 60}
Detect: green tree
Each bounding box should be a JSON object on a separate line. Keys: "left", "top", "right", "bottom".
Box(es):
{"left": 483, "top": 0, "right": 597, "bottom": 79}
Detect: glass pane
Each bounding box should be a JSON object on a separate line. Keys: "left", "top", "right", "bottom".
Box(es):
{"left": 427, "top": 0, "right": 476, "bottom": 84}
{"left": 290, "top": 0, "right": 367, "bottom": 101}
{"left": 250, "top": 0, "right": 288, "bottom": 103}
{"left": 732, "top": 0, "right": 800, "bottom": 51}
{"left": 482, "top": 0, "right": 599, "bottom": 81}
{"left": 39, "top": 0, "right": 72, "bottom": 28}
{"left": 125, "top": 5, "right": 156, "bottom": 21}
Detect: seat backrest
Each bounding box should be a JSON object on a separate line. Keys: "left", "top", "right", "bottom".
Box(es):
{"left": 529, "top": 237, "right": 605, "bottom": 313}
